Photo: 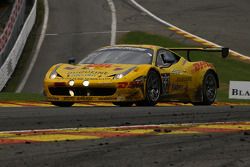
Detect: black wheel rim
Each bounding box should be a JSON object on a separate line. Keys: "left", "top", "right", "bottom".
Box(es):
{"left": 204, "top": 74, "right": 217, "bottom": 101}
{"left": 147, "top": 73, "right": 160, "bottom": 102}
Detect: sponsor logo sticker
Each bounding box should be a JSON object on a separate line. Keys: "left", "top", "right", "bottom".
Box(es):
{"left": 192, "top": 62, "right": 213, "bottom": 72}
{"left": 229, "top": 81, "right": 250, "bottom": 99}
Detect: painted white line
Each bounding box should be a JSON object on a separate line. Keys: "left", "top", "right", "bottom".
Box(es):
{"left": 107, "top": 0, "right": 117, "bottom": 45}
{"left": 45, "top": 30, "right": 129, "bottom": 36}
{"left": 45, "top": 33, "right": 58, "bottom": 36}
{"left": 16, "top": 0, "right": 49, "bottom": 93}
{"left": 130, "top": 0, "right": 250, "bottom": 61}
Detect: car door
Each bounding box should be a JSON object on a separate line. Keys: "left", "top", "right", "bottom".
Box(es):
{"left": 156, "top": 49, "right": 191, "bottom": 97}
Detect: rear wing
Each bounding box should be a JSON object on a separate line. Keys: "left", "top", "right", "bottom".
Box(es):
{"left": 169, "top": 47, "right": 229, "bottom": 61}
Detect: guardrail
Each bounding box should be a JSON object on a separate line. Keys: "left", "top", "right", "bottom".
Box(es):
{"left": 0, "top": 0, "right": 26, "bottom": 65}
{"left": 0, "top": 0, "right": 37, "bottom": 91}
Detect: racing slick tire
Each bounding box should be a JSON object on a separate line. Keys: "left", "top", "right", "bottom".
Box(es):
{"left": 112, "top": 102, "right": 134, "bottom": 107}
{"left": 193, "top": 71, "right": 217, "bottom": 105}
{"left": 136, "top": 70, "right": 161, "bottom": 106}
{"left": 51, "top": 102, "right": 74, "bottom": 107}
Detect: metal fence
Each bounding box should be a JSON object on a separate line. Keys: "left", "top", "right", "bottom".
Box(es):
{"left": 0, "top": 0, "right": 26, "bottom": 67}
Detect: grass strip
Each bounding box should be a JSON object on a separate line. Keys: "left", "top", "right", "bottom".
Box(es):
{"left": 0, "top": 93, "right": 45, "bottom": 101}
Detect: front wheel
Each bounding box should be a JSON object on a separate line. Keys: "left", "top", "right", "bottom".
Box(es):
{"left": 136, "top": 70, "right": 161, "bottom": 106}
{"left": 51, "top": 102, "right": 74, "bottom": 107}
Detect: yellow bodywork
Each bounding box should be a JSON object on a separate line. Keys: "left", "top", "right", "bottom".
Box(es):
{"left": 43, "top": 45, "right": 218, "bottom": 103}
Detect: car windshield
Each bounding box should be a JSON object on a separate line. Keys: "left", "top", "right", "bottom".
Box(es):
{"left": 79, "top": 47, "right": 153, "bottom": 64}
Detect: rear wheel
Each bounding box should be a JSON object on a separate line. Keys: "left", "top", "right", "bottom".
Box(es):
{"left": 51, "top": 102, "right": 74, "bottom": 107}
{"left": 136, "top": 70, "right": 161, "bottom": 106}
{"left": 193, "top": 71, "right": 217, "bottom": 105}
{"left": 112, "top": 102, "right": 134, "bottom": 107}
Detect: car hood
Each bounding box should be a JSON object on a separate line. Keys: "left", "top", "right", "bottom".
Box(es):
{"left": 56, "top": 64, "right": 138, "bottom": 79}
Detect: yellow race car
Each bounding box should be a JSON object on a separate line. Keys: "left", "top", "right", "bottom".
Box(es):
{"left": 43, "top": 45, "right": 228, "bottom": 107}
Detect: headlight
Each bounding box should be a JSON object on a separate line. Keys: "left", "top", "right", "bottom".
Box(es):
{"left": 50, "top": 71, "right": 57, "bottom": 79}
{"left": 114, "top": 67, "right": 136, "bottom": 79}
{"left": 114, "top": 74, "right": 124, "bottom": 79}
{"left": 49, "top": 65, "right": 61, "bottom": 79}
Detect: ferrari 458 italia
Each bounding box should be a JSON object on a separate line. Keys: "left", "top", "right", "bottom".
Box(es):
{"left": 43, "top": 45, "right": 228, "bottom": 107}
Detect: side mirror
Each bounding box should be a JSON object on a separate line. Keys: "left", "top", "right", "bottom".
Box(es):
{"left": 68, "top": 57, "right": 76, "bottom": 64}
{"left": 222, "top": 48, "right": 229, "bottom": 58}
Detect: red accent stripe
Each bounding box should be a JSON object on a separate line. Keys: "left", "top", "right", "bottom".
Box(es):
{"left": 183, "top": 127, "right": 241, "bottom": 133}
{"left": 10, "top": 130, "right": 148, "bottom": 138}
{"left": 0, "top": 139, "right": 35, "bottom": 144}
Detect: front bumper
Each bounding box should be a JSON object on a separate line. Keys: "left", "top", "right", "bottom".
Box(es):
{"left": 44, "top": 80, "right": 145, "bottom": 102}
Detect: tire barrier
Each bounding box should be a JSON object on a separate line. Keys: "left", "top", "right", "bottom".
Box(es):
{"left": 0, "top": 0, "right": 37, "bottom": 91}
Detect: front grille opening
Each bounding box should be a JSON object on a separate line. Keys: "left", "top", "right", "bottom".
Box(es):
{"left": 49, "top": 87, "right": 116, "bottom": 96}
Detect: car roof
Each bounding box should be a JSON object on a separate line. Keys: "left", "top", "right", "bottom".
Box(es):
{"left": 101, "top": 44, "right": 162, "bottom": 51}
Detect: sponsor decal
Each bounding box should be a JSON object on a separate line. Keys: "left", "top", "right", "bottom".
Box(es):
{"left": 76, "top": 97, "right": 94, "bottom": 101}
{"left": 114, "top": 67, "right": 124, "bottom": 71}
{"left": 98, "top": 97, "right": 117, "bottom": 101}
{"left": 64, "top": 67, "right": 76, "bottom": 70}
{"left": 176, "top": 77, "right": 192, "bottom": 82}
{"left": 161, "top": 73, "right": 170, "bottom": 95}
{"left": 170, "top": 84, "right": 188, "bottom": 92}
{"left": 77, "top": 74, "right": 96, "bottom": 77}
{"left": 171, "top": 84, "right": 185, "bottom": 90}
{"left": 67, "top": 71, "right": 109, "bottom": 78}
{"left": 192, "top": 62, "right": 213, "bottom": 72}
{"left": 67, "top": 71, "right": 108, "bottom": 74}
{"left": 171, "top": 69, "right": 183, "bottom": 75}
{"left": 117, "top": 96, "right": 126, "bottom": 101}
{"left": 86, "top": 64, "right": 112, "bottom": 68}
{"left": 229, "top": 81, "right": 250, "bottom": 99}
{"left": 63, "top": 97, "right": 75, "bottom": 101}
{"left": 47, "top": 97, "right": 59, "bottom": 101}
{"left": 66, "top": 77, "right": 111, "bottom": 80}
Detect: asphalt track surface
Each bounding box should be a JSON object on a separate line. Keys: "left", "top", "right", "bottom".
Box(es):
{"left": 137, "top": 0, "right": 250, "bottom": 56}
{"left": 2, "top": 0, "right": 250, "bottom": 167}
{"left": 0, "top": 106, "right": 250, "bottom": 167}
